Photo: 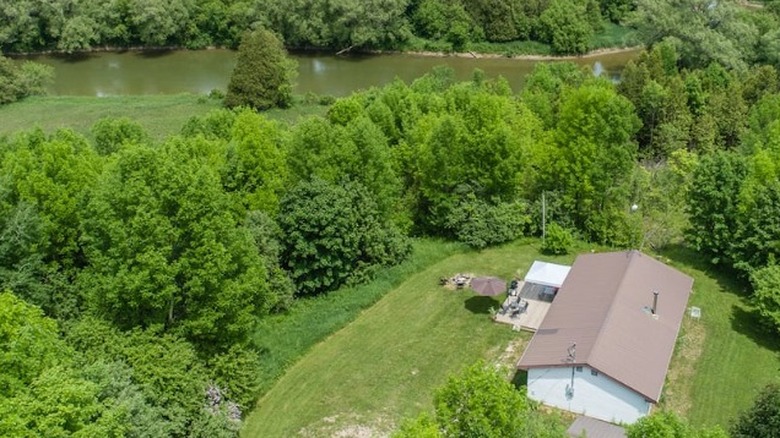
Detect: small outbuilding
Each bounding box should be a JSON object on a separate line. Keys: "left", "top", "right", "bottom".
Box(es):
{"left": 518, "top": 250, "right": 693, "bottom": 425}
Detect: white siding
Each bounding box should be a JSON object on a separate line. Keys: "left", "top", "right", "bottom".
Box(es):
{"left": 527, "top": 366, "right": 651, "bottom": 424}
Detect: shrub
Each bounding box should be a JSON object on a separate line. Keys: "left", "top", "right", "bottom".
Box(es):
{"left": 542, "top": 222, "right": 573, "bottom": 255}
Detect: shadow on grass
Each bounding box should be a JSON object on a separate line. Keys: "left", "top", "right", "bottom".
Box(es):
{"left": 464, "top": 295, "right": 500, "bottom": 314}
{"left": 659, "top": 244, "right": 751, "bottom": 296}
{"left": 511, "top": 369, "right": 527, "bottom": 389}
{"left": 730, "top": 305, "right": 780, "bottom": 352}
{"left": 661, "top": 244, "right": 779, "bottom": 352}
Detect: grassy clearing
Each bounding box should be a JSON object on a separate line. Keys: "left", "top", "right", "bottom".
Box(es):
{"left": 0, "top": 94, "right": 328, "bottom": 142}
{"left": 243, "top": 239, "right": 583, "bottom": 437}
{"left": 658, "top": 246, "right": 780, "bottom": 428}
{"left": 250, "top": 239, "right": 466, "bottom": 395}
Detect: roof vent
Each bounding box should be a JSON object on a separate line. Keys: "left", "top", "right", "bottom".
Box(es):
{"left": 652, "top": 290, "right": 659, "bottom": 315}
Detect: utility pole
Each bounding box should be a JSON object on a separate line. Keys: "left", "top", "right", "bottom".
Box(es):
{"left": 542, "top": 191, "right": 546, "bottom": 241}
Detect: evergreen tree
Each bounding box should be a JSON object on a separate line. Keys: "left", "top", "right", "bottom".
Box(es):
{"left": 225, "top": 29, "right": 297, "bottom": 110}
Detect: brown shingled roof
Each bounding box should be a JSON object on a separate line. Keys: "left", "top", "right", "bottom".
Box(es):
{"left": 517, "top": 250, "right": 693, "bottom": 402}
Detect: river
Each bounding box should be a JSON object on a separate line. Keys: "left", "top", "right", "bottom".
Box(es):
{"left": 20, "top": 49, "right": 640, "bottom": 97}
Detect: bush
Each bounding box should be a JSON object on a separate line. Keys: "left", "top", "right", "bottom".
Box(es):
{"left": 446, "top": 196, "right": 531, "bottom": 248}
{"left": 91, "top": 117, "right": 148, "bottom": 155}
{"left": 751, "top": 265, "right": 780, "bottom": 335}
{"left": 0, "top": 57, "right": 53, "bottom": 105}
{"left": 542, "top": 222, "right": 573, "bottom": 255}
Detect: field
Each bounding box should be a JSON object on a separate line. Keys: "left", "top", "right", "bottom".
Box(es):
{"left": 242, "top": 239, "right": 582, "bottom": 437}
{"left": 0, "top": 94, "right": 328, "bottom": 141}
{"left": 659, "top": 246, "right": 780, "bottom": 428}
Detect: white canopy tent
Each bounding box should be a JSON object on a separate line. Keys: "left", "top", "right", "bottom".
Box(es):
{"left": 522, "top": 261, "right": 571, "bottom": 288}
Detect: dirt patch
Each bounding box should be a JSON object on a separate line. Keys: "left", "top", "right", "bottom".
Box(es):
{"left": 659, "top": 314, "right": 706, "bottom": 416}
{"left": 440, "top": 273, "right": 475, "bottom": 290}
{"left": 368, "top": 46, "right": 642, "bottom": 62}
{"left": 492, "top": 336, "right": 529, "bottom": 379}
{"left": 299, "top": 413, "right": 395, "bottom": 438}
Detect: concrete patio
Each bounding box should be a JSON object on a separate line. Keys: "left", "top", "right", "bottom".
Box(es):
{"left": 493, "top": 281, "right": 554, "bottom": 332}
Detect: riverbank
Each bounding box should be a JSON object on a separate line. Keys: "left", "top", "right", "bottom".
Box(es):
{"left": 7, "top": 22, "right": 640, "bottom": 61}
{"left": 9, "top": 43, "right": 642, "bottom": 61}
{"left": 374, "top": 45, "right": 643, "bottom": 62}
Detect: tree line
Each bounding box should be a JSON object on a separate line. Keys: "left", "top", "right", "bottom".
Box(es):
{"left": 4, "top": 0, "right": 780, "bottom": 57}
{"left": 0, "top": 0, "right": 628, "bottom": 55}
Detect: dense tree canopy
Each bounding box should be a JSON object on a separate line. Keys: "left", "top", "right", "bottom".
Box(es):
{"left": 0, "top": 0, "right": 632, "bottom": 55}
{"left": 80, "top": 142, "right": 275, "bottom": 349}
{"left": 628, "top": 0, "right": 780, "bottom": 72}
{"left": 278, "top": 178, "right": 410, "bottom": 295}
{"left": 5, "top": 16, "right": 780, "bottom": 430}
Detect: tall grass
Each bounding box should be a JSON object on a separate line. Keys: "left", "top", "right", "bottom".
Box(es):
{"left": 0, "top": 94, "right": 328, "bottom": 142}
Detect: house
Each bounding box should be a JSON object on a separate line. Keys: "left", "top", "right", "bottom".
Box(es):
{"left": 517, "top": 250, "right": 693, "bottom": 425}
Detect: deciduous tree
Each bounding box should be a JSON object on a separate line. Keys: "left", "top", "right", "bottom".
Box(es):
{"left": 80, "top": 142, "right": 272, "bottom": 349}
{"left": 732, "top": 384, "right": 780, "bottom": 438}
{"left": 278, "top": 178, "right": 410, "bottom": 295}
{"left": 539, "top": 0, "right": 594, "bottom": 55}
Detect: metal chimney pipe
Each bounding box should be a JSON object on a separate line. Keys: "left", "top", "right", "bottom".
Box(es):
{"left": 652, "top": 290, "right": 659, "bottom": 315}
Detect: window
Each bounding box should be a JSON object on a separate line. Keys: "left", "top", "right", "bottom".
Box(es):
{"left": 591, "top": 369, "right": 599, "bottom": 376}
{"left": 575, "top": 366, "right": 583, "bottom": 372}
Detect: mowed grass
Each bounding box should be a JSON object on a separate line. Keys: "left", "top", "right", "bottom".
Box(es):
{"left": 0, "top": 94, "right": 328, "bottom": 141}
{"left": 659, "top": 246, "right": 780, "bottom": 428}
{"left": 242, "top": 239, "right": 581, "bottom": 438}
{"left": 250, "top": 239, "right": 467, "bottom": 396}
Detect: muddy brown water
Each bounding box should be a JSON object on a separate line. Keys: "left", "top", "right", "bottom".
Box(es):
{"left": 18, "top": 48, "right": 640, "bottom": 97}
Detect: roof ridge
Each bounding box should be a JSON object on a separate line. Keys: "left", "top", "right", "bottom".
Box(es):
{"left": 585, "top": 250, "right": 663, "bottom": 402}
{"left": 584, "top": 250, "right": 638, "bottom": 365}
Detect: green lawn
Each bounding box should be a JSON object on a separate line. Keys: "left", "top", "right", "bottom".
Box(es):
{"left": 244, "top": 240, "right": 780, "bottom": 436}
{"left": 659, "top": 246, "right": 780, "bottom": 428}
{"left": 0, "top": 94, "right": 328, "bottom": 142}
{"left": 242, "top": 239, "right": 581, "bottom": 437}
{"left": 250, "top": 239, "right": 466, "bottom": 396}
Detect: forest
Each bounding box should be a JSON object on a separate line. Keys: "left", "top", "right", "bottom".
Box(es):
{"left": 0, "top": 0, "right": 668, "bottom": 55}
{"left": 2, "top": 0, "right": 780, "bottom": 437}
